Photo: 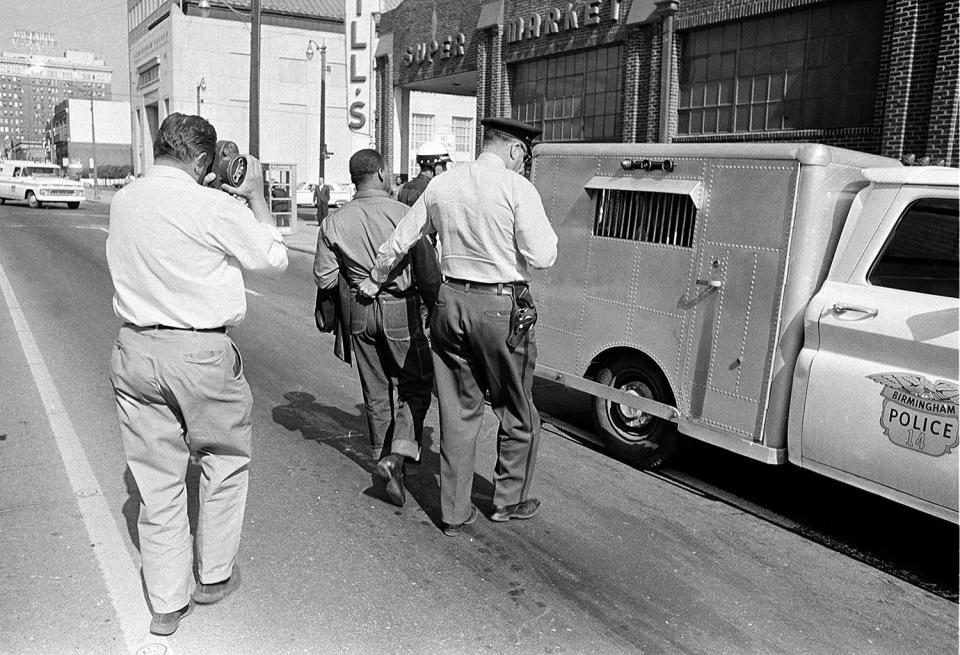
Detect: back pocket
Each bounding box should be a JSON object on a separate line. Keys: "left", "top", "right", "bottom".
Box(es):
{"left": 381, "top": 296, "right": 419, "bottom": 342}
{"left": 350, "top": 295, "right": 373, "bottom": 335}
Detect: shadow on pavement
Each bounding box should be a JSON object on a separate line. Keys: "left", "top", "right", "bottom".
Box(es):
{"left": 271, "top": 390, "right": 495, "bottom": 529}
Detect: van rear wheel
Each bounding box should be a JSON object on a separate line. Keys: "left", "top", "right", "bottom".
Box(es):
{"left": 593, "top": 355, "right": 681, "bottom": 468}
{"left": 26, "top": 192, "right": 40, "bottom": 209}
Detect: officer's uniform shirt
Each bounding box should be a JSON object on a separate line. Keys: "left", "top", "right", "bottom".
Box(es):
{"left": 314, "top": 188, "right": 413, "bottom": 294}
{"left": 107, "top": 165, "right": 287, "bottom": 329}
{"left": 371, "top": 152, "right": 557, "bottom": 284}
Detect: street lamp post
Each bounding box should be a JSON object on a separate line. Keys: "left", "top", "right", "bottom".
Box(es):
{"left": 196, "top": 77, "right": 206, "bottom": 115}
{"left": 306, "top": 39, "right": 327, "bottom": 184}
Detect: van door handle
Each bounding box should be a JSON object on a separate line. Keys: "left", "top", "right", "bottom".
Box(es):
{"left": 832, "top": 303, "right": 878, "bottom": 317}
{"left": 679, "top": 279, "right": 722, "bottom": 310}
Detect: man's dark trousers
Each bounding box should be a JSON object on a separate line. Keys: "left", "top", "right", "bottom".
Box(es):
{"left": 430, "top": 283, "right": 541, "bottom": 526}
{"left": 350, "top": 293, "right": 433, "bottom": 460}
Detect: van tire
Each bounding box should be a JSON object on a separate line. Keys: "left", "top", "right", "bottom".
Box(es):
{"left": 593, "top": 355, "right": 681, "bottom": 469}
{"left": 26, "top": 192, "right": 40, "bottom": 209}
{"left": 67, "top": 202, "right": 80, "bottom": 209}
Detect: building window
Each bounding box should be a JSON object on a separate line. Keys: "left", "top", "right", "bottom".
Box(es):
{"left": 452, "top": 117, "right": 473, "bottom": 153}
{"left": 137, "top": 64, "right": 159, "bottom": 89}
{"left": 511, "top": 46, "right": 623, "bottom": 142}
{"left": 678, "top": 0, "right": 883, "bottom": 135}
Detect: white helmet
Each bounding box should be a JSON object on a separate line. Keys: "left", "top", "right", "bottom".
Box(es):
{"left": 415, "top": 141, "right": 451, "bottom": 167}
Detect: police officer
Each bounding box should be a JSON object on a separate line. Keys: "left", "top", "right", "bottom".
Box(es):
{"left": 399, "top": 142, "right": 449, "bottom": 315}
{"left": 398, "top": 141, "right": 451, "bottom": 206}
{"left": 359, "top": 117, "right": 558, "bottom": 536}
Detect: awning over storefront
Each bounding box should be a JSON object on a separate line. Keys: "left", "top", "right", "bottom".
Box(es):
{"left": 374, "top": 33, "right": 393, "bottom": 58}
{"left": 476, "top": 0, "right": 503, "bottom": 30}
{"left": 625, "top": 0, "right": 659, "bottom": 24}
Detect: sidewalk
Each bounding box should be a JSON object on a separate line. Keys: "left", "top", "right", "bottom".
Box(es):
{"left": 84, "top": 185, "right": 117, "bottom": 206}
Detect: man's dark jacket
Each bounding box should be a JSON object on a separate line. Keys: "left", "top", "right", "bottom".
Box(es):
{"left": 397, "top": 173, "right": 441, "bottom": 312}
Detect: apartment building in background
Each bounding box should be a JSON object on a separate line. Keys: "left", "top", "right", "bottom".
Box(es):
{"left": 0, "top": 49, "right": 112, "bottom": 159}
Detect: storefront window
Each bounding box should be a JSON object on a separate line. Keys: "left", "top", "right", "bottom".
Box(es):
{"left": 511, "top": 46, "right": 622, "bottom": 142}
{"left": 678, "top": 0, "right": 882, "bottom": 135}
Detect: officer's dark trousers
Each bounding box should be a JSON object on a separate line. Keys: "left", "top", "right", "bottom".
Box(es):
{"left": 430, "top": 283, "right": 541, "bottom": 525}
{"left": 350, "top": 294, "right": 434, "bottom": 461}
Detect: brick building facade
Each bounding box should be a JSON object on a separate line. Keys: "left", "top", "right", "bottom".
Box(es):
{"left": 375, "top": 0, "right": 959, "bottom": 167}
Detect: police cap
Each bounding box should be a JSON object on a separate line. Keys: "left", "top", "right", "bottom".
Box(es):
{"left": 481, "top": 116, "right": 542, "bottom": 147}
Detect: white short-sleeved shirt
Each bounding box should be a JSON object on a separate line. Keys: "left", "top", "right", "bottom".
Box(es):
{"left": 107, "top": 165, "right": 288, "bottom": 329}
{"left": 371, "top": 152, "right": 557, "bottom": 284}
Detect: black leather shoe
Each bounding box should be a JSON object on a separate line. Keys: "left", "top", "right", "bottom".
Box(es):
{"left": 193, "top": 566, "right": 241, "bottom": 605}
{"left": 490, "top": 498, "right": 541, "bottom": 522}
{"left": 375, "top": 453, "right": 406, "bottom": 507}
{"left": 442, "top": 506, "right": 479, "bottom": 537}
{"left": 150, "top": 601, "right": 193, "bottom": 636}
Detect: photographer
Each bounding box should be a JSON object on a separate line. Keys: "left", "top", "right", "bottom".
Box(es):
{"left": 106, "top": 113, "right": 287, "bottom": 636}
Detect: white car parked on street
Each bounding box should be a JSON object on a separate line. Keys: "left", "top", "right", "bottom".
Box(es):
{"left": 296, "top": 182, "right": 316, "bottom": 207}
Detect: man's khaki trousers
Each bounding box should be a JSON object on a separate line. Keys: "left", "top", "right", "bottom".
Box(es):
{"left": 110, "top": 325, "right": 252, "bottom": 614}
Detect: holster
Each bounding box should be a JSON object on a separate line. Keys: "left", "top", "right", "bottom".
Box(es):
{"left": 506, "top": 285, "right": 538, "bottom": 351}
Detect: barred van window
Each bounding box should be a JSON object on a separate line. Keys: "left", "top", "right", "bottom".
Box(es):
{"left": 593, "top": 190, "right": 698, "bottom": 247}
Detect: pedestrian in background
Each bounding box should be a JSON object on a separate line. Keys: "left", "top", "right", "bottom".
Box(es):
{"left": 360, "top": 117, "right": 557, "bottom": 536}
{"left": 315, "top": 179, "right": 331, "bottom": 225}
{"left": 313, "top": 149, "right": 434, "bottom": 507}
{"left": 106, "top": 113, "right": 288, "bottom": 635}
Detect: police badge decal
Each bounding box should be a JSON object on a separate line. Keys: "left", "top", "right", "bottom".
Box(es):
{"left": 867, "top": 373, "right": 959, "bottom": 457}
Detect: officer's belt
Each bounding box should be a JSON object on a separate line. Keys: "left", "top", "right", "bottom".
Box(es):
{"left": 130, "top": 323, "right": 227, "bottom": 333}
{"left": 444, "top": 278, "right": 526, "bottom": 295}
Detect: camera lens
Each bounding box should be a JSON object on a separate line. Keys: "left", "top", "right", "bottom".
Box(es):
{"left": 225, "top": 156, "right": 246, "bottom": 186}
{"left": 213, "top": 140, "right": 245, "bottom": 188}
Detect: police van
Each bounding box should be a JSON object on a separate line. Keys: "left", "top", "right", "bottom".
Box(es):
{"left": 0, "top": 159, "right": 85, "bottom": 209}
{"left": 530, "top": 143, "right": 958, "bottom": 523}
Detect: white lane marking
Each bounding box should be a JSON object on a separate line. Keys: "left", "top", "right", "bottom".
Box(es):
{"left": 1, "top": 222, "right": 109, "bottom": 227}
{"left": 0, "top": 258, "right": 169, "bottom": 654}
{"left": 245, "top": 288, "right": 261, "bottom": 296}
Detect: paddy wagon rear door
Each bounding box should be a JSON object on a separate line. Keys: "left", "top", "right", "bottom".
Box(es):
{"left": 790, "top": 178, "right": 959, "bottom": 520}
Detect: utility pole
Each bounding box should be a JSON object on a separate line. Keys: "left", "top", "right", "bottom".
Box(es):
{"left": 90, "top": 97, "right": 99, "bottom": 200}
{"left": 250, "top": 0, "right": 261, "bottom": 156}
